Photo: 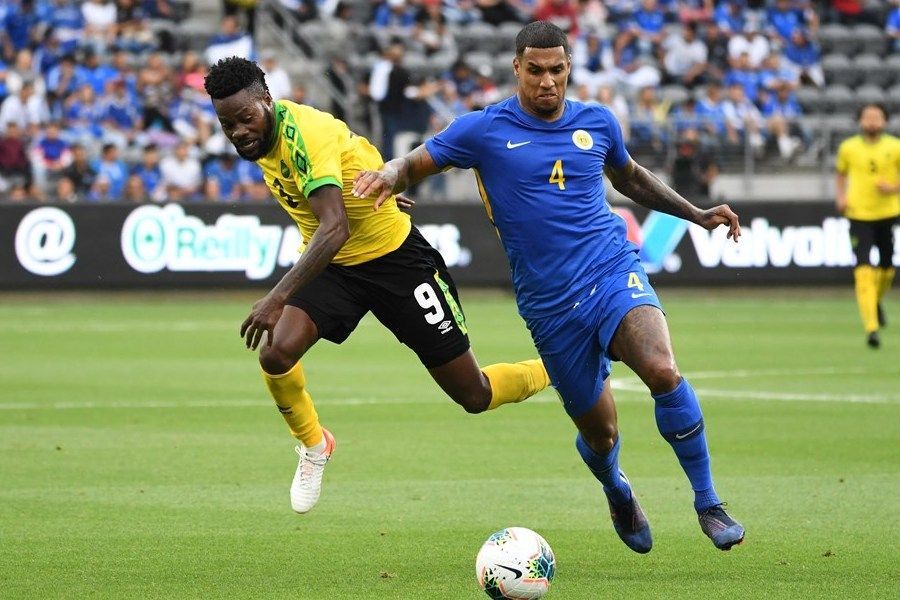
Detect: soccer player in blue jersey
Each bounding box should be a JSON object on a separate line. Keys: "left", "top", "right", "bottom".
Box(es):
{"left": 353, "top": 21, "right": 745, "bottom": 552}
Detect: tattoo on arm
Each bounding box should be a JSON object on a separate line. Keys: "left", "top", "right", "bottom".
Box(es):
{"left": 388, "top": 145, "right": 441, "bottom": 193}
{"left": 608, "top": 160, "right": 703, "bottom": 224}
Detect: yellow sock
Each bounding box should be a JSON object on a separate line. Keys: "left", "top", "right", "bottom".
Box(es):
{"left": 877, "top": 267, "right": 895, "bottom": 301}
{"left": 261, "top": 361, "right": 323, "bottom": 447}
{"left": 484, "top": 359, "right": 550, "bottom": 410}
{"left": 854, "top": 266, "right": 879, "bottom": 333}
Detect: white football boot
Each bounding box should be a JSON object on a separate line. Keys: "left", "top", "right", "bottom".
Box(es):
{"left": 290, "top": 427, "right": 335, "bottom": 513}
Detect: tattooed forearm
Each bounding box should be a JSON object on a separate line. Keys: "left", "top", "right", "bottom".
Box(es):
{"left": 613, "top": 163, "right": 703, "bottom": 224}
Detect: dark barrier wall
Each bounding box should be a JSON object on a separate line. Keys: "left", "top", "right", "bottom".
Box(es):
{"left": 2, "top": 201, "right": 890, "bottom": 289}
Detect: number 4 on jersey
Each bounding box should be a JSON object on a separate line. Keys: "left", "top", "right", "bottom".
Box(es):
{"left": 549, "top": 160, "right": 565, "bottom": 190}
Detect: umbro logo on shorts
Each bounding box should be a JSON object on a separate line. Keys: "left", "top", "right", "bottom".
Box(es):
{"left": 438, "top": 320, "right": 453, "bottom": 334}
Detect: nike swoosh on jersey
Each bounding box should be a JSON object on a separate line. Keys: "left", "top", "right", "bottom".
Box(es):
{"left": 506, "top": 140, "right": 531, "bottom": 149}
{"left": 631, "top": 292, "right": 653, "bottom": 299}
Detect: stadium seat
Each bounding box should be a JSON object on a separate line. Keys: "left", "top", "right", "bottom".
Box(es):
{"left": 823, "top": 54, "right": 859, "bottom": 88}
{"left": 796, "top": 86, "right": 826, "bottom": 114}
{"left": 464, "top": 51, "right": 494, "bottom": 73}
{"left": 823, "top": 84, "right": 856, "bottom": 114}
{"left": 852, "top": 24, "right": 887, "bottom": 56}
{"left": 855, "top": 84, "right": 886, "bottom": 106}
{"left": 818, "top": 23, "right": 859, "bottom": 56}
{"left": 824, "top": 114, "right": 858, "bottom": 152}
{"left": 886, "top": 84, "right": 900, "bottom": 114}
{"left": 888, "top": 115, "right": 900, "bottom": 136}
{"left": 852, "top": 54, "right": 896, "bottom": 89}
{"left": 455, "top": 22, "right": 496, "bottom": 54}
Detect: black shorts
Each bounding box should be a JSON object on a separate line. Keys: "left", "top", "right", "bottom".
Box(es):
{"left": 287, "top": 226, "right": 471, "bottom": 368}
{"left": 849, "top": 217, "right": 896, "bottom": 268}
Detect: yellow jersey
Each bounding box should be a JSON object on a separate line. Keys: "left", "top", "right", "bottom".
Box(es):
{"left": 836, "top": 134, "right": 900, "bottom": 221}
{"left": 256, "top": 100, "right": 410, "bottom": 265}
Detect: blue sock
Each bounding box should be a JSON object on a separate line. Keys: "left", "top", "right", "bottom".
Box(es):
{"left": 652, "top": 378, "right": 720, "bottom": 512}
{"left": 575, "top": 434, "right": 632, "bottom": 505}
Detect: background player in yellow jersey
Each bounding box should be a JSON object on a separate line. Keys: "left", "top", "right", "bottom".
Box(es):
{"left": 835, "top": 103, "right": 900, "bottom": 348}
{"left": 204, "top": 57, "right": 549, "bottom": 513}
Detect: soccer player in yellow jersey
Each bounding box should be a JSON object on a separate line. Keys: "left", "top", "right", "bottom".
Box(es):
{"left": 204, "top": 57, "right": 549, "bottom": 513}
{"left": 836, "top": 103, "right": 900, "bottom": 348}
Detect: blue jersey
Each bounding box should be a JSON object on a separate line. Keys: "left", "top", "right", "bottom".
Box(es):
{"left": 425, "top": 96, "right": 634, "bottom": 318}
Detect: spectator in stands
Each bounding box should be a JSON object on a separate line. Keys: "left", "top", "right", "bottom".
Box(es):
{"left": 374, "top": 0, "right": 418, "bottom": 32}
{"left": 671, "top": 97, "right": 707, "bottom": 136}
{"left": 205, "top": 15, "right": 254, "bottom": 65}
{"left": 670, "top": 128, "right": 718, "bottom": 201}
{"left": 116, "top": 0, "right": 156, "bottom": 53}
{"left": 34, "top": 31, "right": 64, "bottom": 78}
{"left": 759, "top": 52, "right": 799, "bottom": 97}
{"left": 58, "top": 143, "right": 95, "bottom": 200}
{"left": 677, "top": 0, "right": 714, "bottom": 25}
{"left": 222, "top": 0, "right": 259, "bottom": 40}
{"left": 123, "top": 173, "right": 147, "bottom": 202}
{"left": 2, "top": 0, "right": 45, "bottom": 61}
{"left": 535, "top": 0, "right": 579, "bottom": 34}
{"left": 132, "top": 143, "right": 164, "bottom": 201}
{"left": 100, "top": 78, "right": 142, "bottom": 148}
{"left": 278, "top": 0, "right": 319, "bottom": 24}
{"left": 6, "top": 49, "right": 46, "bottom": 98}
{"left": 411, "top": 1, "right": 458, "bottom": 61}
{"left": 722, "top": 81, "right": 765, "bottom": 152}
{"left": 627, "top": 0, "right": 665, "bottom": 55}
{"left": 236, "top": 159, "right": 268, "bottom": 201}
{"left": 725, "top": 52, "right": 762, "bottom": 105}
{"left": 598, "top": 84, "right": 631, "bottom": 141}
{"left": 697, "top": 79, "right": 728, "bottom": 142}
{"left": 92, "top": 142, "right": 128, "bottom": 199}
{"left": 55, "top": 174, "right": 78, "bottom": 201}
{"left": 82, "top": 48, "right": 119, "bottom": 95}
{"left": 573, "top": 29, "right": 615, "bottom": 96}
{"left": 138, "top": 52, "right": 175, "bottom": 131}
{"left": 0, "top": 81, "right": 49, "bottom": 137}
{"left": 0, "top": 58, "right": 8, "bottom": 103}
{"left": 0, "top": 121, "right": 32, "bottom": 198}
{"left": 605, "top": 0, "right": 639, "bottom": 25}
{"left": 369, "top": 39, "right": 413, "bottom": 160}
{"left": 703, "top": 21, "right": 731, "bottom": 81}
{"left": 714, "top": 0, "right": 745, "bottom": 34}
{"left": 477, "top": 0, "right": 523, "bottom": 26}
{"left": 766, "top": 0, "right": 817, "bottom": 43}
{"left": 81, "top": 0, "right": 118, "bottom": 54}
{"left": 782, "top": 27, "right": 823, "bottom": 87}
{"left": 203, "top": 153, "right": 241, "bottom": 201}
{"left": 443, "top": 0, "right": 481, "bottom": 25}
{"left": 761, "top": 78, "right": 806, "bottom": 159}
{"left": 612, "top": 25, "right": 661, "bottom": 91}
{"left": 160, "top": 141, "right": 201, "bottom": 200}
{"left": 31, "top": 120, "right": 72, "bottom": 191}
{"left": 728, "top": 14, "right": 770, "bottom": 69}
{"left": 49, "top": 0, "right": 84, "bottom": 54}
{"left": 661, "top": 22, "right": 708, "bottom": 88}
{"left": 169, "top": 87, "right": 214, "bottom": 146}
{"left": 574, "top": 0, "right": 607, "bottom": 33}
{"left": 887, "top": 1, "right": 900, "bottom": 53}
{"left": 62, "top": 84, "right": 104, "bottom": 147}
{"left": 631, "top": 85, "right": 668, "bottom": 150}
{"left": 261, "top": 50, "right": 292, "bottom": 101}
{"left": 45, "top": 54, "right": 87, "bottom": 107}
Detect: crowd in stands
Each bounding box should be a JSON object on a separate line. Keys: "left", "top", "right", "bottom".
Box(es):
{"left": 0, "top": 0, "right": 898, "bottom": 202}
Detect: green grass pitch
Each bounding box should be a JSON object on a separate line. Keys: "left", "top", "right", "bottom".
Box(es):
{"left": 0, "top": 289, "right": 897, "bottom": 599}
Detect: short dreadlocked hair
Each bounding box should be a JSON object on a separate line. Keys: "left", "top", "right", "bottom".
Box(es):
{"left": 204, "top": 56, "right": 269, "bottom": 100}
{"left": 515, "top": 21, "right": 570, "bottom": 57}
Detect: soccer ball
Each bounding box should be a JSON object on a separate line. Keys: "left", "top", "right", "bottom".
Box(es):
{"left": 475, "top": 527, "right": 556, "bottom": 599}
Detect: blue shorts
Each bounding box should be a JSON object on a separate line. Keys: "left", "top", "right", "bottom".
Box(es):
{"left": 525, "top": 255, "right": 662, "bottom": 418}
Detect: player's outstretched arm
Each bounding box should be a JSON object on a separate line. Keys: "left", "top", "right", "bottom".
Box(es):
{"left": 605, "top": 158, "right": 741, "bottom": 242}
{"left": 352, "top": 145, "right": 442, "bottom": 210}
{"left": 240, "top": 185, "right": 349, "bottom": 350}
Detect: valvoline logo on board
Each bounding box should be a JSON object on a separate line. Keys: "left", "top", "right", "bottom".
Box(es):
{"left": 613, "top": 207, "right": 689, "bottom": 274}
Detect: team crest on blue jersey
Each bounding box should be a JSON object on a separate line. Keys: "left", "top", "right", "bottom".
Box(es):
{"left": 572, "top": 129, "right": 593, "bottom": 150}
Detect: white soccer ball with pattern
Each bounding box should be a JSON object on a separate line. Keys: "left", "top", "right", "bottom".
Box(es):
{"left": 475, "top": 527, "right": 556, "bottom": 599}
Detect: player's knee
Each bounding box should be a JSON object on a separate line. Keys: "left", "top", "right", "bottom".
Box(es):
{"left": 645, "top": 359, "right": 681, "bottom": 395}
{"left": 582, "top": 424, "right": 618, "bottom": 454}
{"left": 454, "top": 387, "right": 491, "bottom": 414}
{"left": 258, "top": 344, "right": 297, "bottom": 375}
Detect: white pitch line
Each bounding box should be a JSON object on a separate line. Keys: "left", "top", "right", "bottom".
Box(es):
{"left": 1, "top": 368, "right": 897, "bottom": 411}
